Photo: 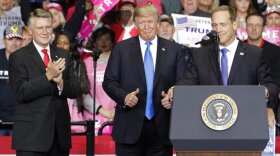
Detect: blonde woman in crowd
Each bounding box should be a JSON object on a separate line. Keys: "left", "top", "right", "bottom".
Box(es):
{"left": 229, "top": 0, "right": 257, "bottom": 29}
{"left": 198, "top": 0, "right": 220, "bottom": 13}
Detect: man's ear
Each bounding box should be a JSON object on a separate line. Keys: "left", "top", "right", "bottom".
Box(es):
{"left": 27, "top": 27, "right": 33, "bottom": 36}
{"left": 232, "top": 20, "right": 238, "bottom": 31}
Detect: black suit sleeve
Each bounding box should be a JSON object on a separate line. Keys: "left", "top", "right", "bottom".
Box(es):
{"left": 176, "top": 48, "right": 198, "bottom": 85}
{"left": 8, "top": 50, "right": 79, "bottom": 102}
{"left": 63, "top": 0, "right": 88, "bottom": 40}
{"left": 9, "top": 52, "right": 53, "bottom": 102}
{"left": 103, "top": 44, "right": 129, "bottom": 108}
{"left": 257, "top": 50, "right": 278, "bottom": 109}
{"left": 60, "top": 52, "right": 80, "bottom": 99}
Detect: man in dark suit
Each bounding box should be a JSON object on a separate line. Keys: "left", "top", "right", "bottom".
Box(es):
{"left": 8, "top": 9, "right": 79, "bottom": 156}
{"left": 165, "top": 5, "right": 278, "bottom": 128}
{"left": 103, "top": 4, "right": 186, "bottom": 156}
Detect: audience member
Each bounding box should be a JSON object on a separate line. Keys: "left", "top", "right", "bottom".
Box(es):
{"left": 229, "top": 0, "right": 257, "bottom": 29}
{"left": 9, "top": 8, "right": 79, "bottom": 155}
{"left": 53, "top": 32, "right": 90, "bottom": 133}
{"left": 82, "top": 27, "right": 116, "bottom": 126}
{"left": 265, "top": 4, "right": 280, "bottom": 27}
{"left": 103, "top": 4, "right": 186, "bottom": 155}
{"left": 220, "top": 0, "right": 260, "bottom": 13}
{"left": 266, "top": 0, "right": 280, "bottom": 5}
{"left": 198, "top": 0, "right": 220, "bottom": 13}
{"left": 136, "top": 0, "right": 163, "bottom": 14}
{"left": 169, "top": 5, "right": 278, "bottom": 128}
{"left": 44, "top": 0, "right": 91, "bottom": 40}
{"left": 66, "top": 0, "right": 104, "bottom": 46}
{"left": 0, "top": 0, "right": 23, "bottom": 49}
{"left": 21, "top": 26, "right": 32, "bottom": 47}
{"left": 180, "top": 0, "right": 211, "bottom": 17}
{"left": 0, "top": 25, "right": 22, "bottom": 136}
{"left": 55, "top": 33, "right": 72, "bottom": 51}
{"left": 161, "top": 0, "right": 183, "bottom": 15}
{"left": 110, "top": 1, "right": 138, "bottom": 42}
{"left": 157, "top": 14, "right": 175, "bottom": 41}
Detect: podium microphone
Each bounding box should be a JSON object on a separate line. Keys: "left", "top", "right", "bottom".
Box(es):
{"left": 83, "top": 47, "right": 102, "bottom": 62}
{"left": 195, "top": 30, "right": 219, "bottom": 46}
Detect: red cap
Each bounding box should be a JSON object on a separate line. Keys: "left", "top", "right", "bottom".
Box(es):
{"left": 45, "top": 2, "right": 62, "bottom": 12}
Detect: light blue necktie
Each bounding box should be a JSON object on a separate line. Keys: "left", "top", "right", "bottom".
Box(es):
{"left": 221, "top": 48, "right": 228, "bottom": 86}
{"left": 144, "top": 41, "right": 155, "bottom": 120}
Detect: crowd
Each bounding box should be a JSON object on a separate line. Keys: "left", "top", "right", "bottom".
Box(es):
{"left": 0, "top": 0, "right": 279, "bottom": 155}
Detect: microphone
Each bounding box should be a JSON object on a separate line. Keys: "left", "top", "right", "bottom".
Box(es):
{"left": 83, "top": 48, "right": 102, "bottom": 55}
{"left": 195, "top": 30, "right": 219, "bottom": 46}
{"left": 83, "top": 47, "right": 102, "bottom": 61}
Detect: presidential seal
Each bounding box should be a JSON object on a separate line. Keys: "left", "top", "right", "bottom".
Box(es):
{"left": 201, "top": 94, "right": 238, "bottom": 131}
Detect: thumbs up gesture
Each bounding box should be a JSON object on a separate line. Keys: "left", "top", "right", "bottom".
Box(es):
{"left": 161, "top": 86, "right": 174, "bottom": 109}
{"left": 124, "top": 88, "right": 140, "bottom": 107}
{"left": 161, "top": 91, "right": 172, "bottom": 109}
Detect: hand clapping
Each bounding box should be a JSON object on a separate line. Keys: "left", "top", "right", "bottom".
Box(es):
{"left": 45, "top": 58, "right": 65, "bottom": 82}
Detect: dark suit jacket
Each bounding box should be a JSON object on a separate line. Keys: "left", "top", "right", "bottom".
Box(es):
{"left": 8, "top": 42, "right": 79, "bottom": 152}
{"left": 177, "top": 41, "right": 278, "bottom": 108}
{"left": 103, "top": 36, "right": 186, "bottom": 144}
{"left": 262, "top": 40, "right": 280, "bottom": 87}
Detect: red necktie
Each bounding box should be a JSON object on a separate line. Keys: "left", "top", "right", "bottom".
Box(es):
{"left": 41, "top": 49, "right": 49, "bottom": 67}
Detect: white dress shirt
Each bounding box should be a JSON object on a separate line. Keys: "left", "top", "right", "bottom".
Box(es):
{"left": 33, "top": 40, "right": 63, "bottom": 93}
{"left": 33, "top": 40, "right": 51, "bottom": 60}
{"left": 219, "top": 38, "right": 239, "bottom": 77}
{"left": 139, "top": 36, "right": 158, "bottom": 70}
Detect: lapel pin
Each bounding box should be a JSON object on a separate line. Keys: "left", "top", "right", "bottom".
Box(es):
{"left": 162, "top": 48, "right": 166, "bottom": 51}
{"left": 239, "top": 52, "right": 244, "bottom": 56}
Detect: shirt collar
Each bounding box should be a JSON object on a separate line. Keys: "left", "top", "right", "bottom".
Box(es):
{"left": 33, "top": 40, "right": 50, "bottom": 54}
{"left": 219, "top": 38, "right": 239, "bottom": 54}
{"left": 139, "top": 35, "right": 158, "bottom": 46}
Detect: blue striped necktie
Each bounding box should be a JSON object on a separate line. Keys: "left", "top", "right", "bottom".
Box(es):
{"left": 221, "top": 48, "right": 228, "bottom": 85}
{"left": 144, "top": 41, "right": 155, "bottom": 120}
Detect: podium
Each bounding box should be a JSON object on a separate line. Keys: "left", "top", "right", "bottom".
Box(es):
{"left": 170, "top": 86, "right": 269, "bottom": 156}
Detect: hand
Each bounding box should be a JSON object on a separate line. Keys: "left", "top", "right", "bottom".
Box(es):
{"left": 53, "top": 74, "right": 63, "bottom": 89}
{"left": 161, "top": 91, "right": 172, "bottom": 109}
{"left": 267, "top": 108, "right": 276, "bottom": 128}
{"left": 99, "top": 108, "right": 115, "bottom": 121}
{"left": 167, "top": 86, "right": 174, "bottom": 102}
{"left": 45, "top": 58, "right": 65, "bottom": 80}
{"left": 124, "top": 88, "right": 139, "bottom": 107}
{"left": 93, "top": 4, "right": 103, "bottom": 20}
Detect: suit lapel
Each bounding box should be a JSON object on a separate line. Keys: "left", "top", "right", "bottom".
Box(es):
{"left": 153, "top": 37, "right": 166, "bottom": 88}
{"left": 207, "top": 44, "right": 222, "bottom": 84}
{"left": 132, "top": 37, "right": 146, "bottom": 85}
{"left": 29, "top": 43, "right": 46, "bottom": 73}
{"left": 228, "top": 41, "right": 246, "bottom": 85}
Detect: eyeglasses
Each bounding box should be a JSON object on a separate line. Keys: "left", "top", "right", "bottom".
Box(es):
{"left": 246, "top": 24, "right": 263, "bottom": 29}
